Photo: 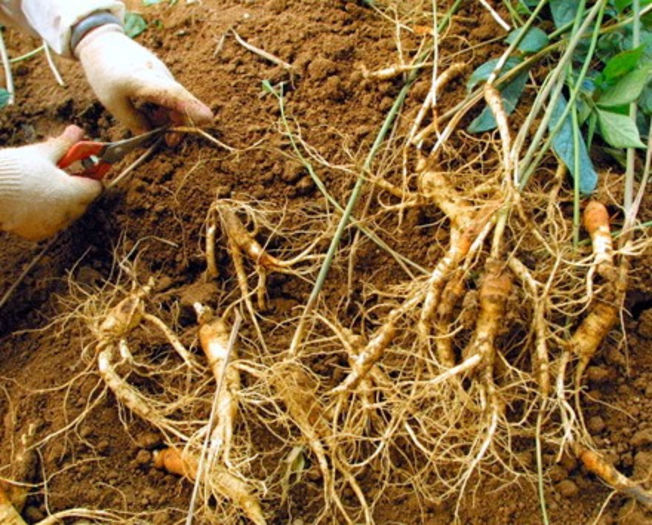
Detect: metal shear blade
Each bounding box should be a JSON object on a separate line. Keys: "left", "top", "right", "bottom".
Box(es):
{"left": 58, "top": 127, "right": 166, "bottom": 179}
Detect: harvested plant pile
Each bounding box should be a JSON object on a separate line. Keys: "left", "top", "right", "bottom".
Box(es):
{"left": 1, "top": 1, "right": 651, "bottom": 524}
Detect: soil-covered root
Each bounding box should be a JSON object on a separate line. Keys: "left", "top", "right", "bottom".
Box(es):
{"left": 97, "top": 345, "right": 189, "bottom": 441}
{"left": 195, "top": 303, "right": 240, "bottom": 465}
{"left": 0, "top": 484, "right": 27, "bottom": 525}
{"left": 570, "top": 202, "right": 628, "bottom": 388}
{"left": 1, "top": 424, "right": 37, "bottom": 516}
{"left": 574, "top": 444, "right": 652, "bottom": 505}
{"left": 331, "top": 292, "right": 422, "bottom": 393}
{"left": 266, "top": 359, "right": 371, "bottom": 523}
{"left": 153, "top": 447, "right": 266, "bottom": 525}
{"left": 508, "top": 257, "right": 550, "bottom": 396}
{"left": 583, "top": 200, "right": 616, "bottom": 280}
{"left": 268, "top": 361, "right": 331, "bottom": 480}
{"left": 0, "top": 424, "right": 37, "bottom": 524}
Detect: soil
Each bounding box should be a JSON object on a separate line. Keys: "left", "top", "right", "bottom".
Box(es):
{"left": 0, "top": 1, "right": 651, "bottom": 524}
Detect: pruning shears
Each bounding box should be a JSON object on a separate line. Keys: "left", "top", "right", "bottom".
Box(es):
{"left": 57, "top": 127, "right": 166, "bottom": 180}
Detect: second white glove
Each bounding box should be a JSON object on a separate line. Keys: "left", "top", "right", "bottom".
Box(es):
{"left": 75, "top": 24, "right": 214, "bottom": 133}
{"left": 0, "top": 126, "right": 102, "bottom": 241}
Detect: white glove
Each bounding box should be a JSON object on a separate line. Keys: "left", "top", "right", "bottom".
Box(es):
{"left": 75, "top": 24, "right": 214, "bottom": 133}
{"left": 0, "top": 126, "right": 102, "bottom": 241}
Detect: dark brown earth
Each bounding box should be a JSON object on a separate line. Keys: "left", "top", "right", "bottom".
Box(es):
{"left": 0, "top": 1, "right": 651, "bottom": 524}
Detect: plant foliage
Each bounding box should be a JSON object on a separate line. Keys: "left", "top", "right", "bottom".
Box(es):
{"left": 468, "top": 0, "right": 651, "bottom": 194}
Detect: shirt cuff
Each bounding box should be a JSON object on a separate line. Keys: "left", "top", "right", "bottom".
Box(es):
{"left": 21, "top": 0, "right": 125, "bottom": 57}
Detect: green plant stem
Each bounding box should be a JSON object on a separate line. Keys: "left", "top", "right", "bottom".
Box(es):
{"left": 572, "top": 219, "right": 652, "bottom": 247}
{"left": 502, "top": 0, "right": 525, "bottom": 26}
{"left": 287, "top": 0, "right": 462, "bottom": 356}
{"left": 487, "top": 0, "right": 549, "bottom": 85}
{"left": 570, "top": 0, "right": 587, "bottom": 248}
{"left": 288, "top": 72, "right": 416, "bottom": 356}
{"left": 572, "top": 104, "right": 581, "bottom": 247}
{"left": 624, "top": 0, "right": 641, "bottom": 216}
{"left": 440, "top": 1, "right": 650, "bottom": 134}
{"left": 518, "top": 0, "right": 606, "bottom": 189}
{"left": 600, "top": 3, "right": 652, "bottom": 35}
{"left": 9, "top": 45, "right": 44, "bottom": 63}
{"left": 270, "top": 85, "right": 427, "bottom": 276}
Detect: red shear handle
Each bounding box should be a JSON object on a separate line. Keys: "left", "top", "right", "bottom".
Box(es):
{"left": 57, "top": 141, "right": 110, "bottom": 180}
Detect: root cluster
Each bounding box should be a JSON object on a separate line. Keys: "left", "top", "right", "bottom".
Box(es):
{"left": 7, "top": 21, "right": 651, "bottom": 525}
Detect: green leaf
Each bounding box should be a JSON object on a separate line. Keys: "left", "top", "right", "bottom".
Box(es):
{"left": 576, "top": 96, "right": 592, "bottom": 124}
{"left": 467, "top": 70, "right": 529, "bottom": 133}
{"left": 598, "top": 68, "right": 652, "bottom": 107}
{"left": 601, "top": 146, "right": 629, "bottom": 168}
{"left": 124, "top": 12, "right": 147, "bottom": 38}
{"left": 0, "top": 88, "right": 10, "bottom": 109}
{"left": 602, "top": 45, "right": 644, "bottom": 80}
{"left": 623, "top": 28, "right": 652, "bottom": 62}
{"left": 143, "top": 0, "right": 165, "bottom": 5}
{"left": 261, "top": 79, "right": 277, "bottom": 96}
{"left": 467, "top": 56, "right": 522, "bottom": 92}
{"left": 549, "top": 94, "right": 598, "bottom": 194}
{"left": 613, "top": 0, "right": 632, "bottom": 11}
{"left": 596, "top": 32, "right": 626, "bottom": 63}
{"left": 640, "top": 83, "right": 652, "bottom": 114}
{"left": 596, "top": 108, "right": 646, "bottom": 148}
{"left": 506, "top": 26, "right": 549, "bottom": 53}
{"left": 587, "top": 111, "right": 597, "bottom": 148}
{"left": 614, "top": 0, "right": 652, "bottom": 11}
{"left": 550, "top": 0, "right": 577, "bottom": 29}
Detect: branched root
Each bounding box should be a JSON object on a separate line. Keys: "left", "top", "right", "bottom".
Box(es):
{"left": 332, "top": 292, "right": 422, "bottom": 393}
{"left": 154, "top": 447, "right": 266, "bottom": 525}
{"left": 570, "top": 202, "right": 628, "bottom": 388}
{"left": 195, "top": 304, "right": 239, "bottom": 465}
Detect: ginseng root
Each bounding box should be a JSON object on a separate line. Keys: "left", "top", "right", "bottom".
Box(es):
{"left": 574, "top": 444, "right": 652, "bottom": 505}
{"left": 195, "top": 304, "right": 240, "bottom": 465}
{"left": 359, "top": 62, "right": 423, "bottom": 80}
{"left": 217, "top": 206, "right": 289, "bottom": 272}
{"left": 571, "top": 202, "right": 628, "bottom": 387}
{"left": 97, "top": 283, "right": 150, "bottom": 344}
{"left": 269, "top": 361, "right": 333, "bottom": 505}
{"left": 0, "top": 485, "right": 26, "bottom": 525}
{"left": 431, "top": 271, "right": 466, "bottom": 368}
{"left": 98, "top": 346, "right": 187, "bottom": 441}
{"left": 270, "top": 360, "right": 370, "bottom": 522}
{"left": 332, "top": 292, "right": 423, "bottom": 393}
{"left": 509, "top": 257, "right": 550, "bottom": 396}
{"left": 465, "top": 260, "right": 512, "bottom": 367}
{"left": 583, "top": 201, "right": 616, "bottom": 281}
{"left": 154, "top": 447, "right": 266, "bottom": 525}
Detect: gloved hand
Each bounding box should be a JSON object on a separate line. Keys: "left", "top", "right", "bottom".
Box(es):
{"left": 0, "top": 126, "right": 102, "bottom": 241}
{"left": 75, "top": 24, "right": 214, "bottom": 133}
